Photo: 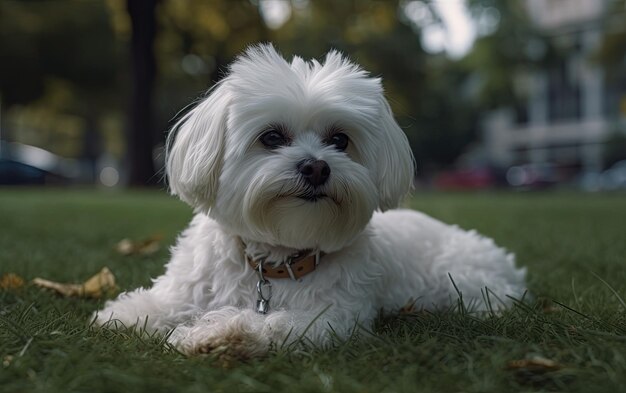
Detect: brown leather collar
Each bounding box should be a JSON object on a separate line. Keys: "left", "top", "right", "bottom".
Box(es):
{"left": 245, "top": 250, "right": 322, "bottom": 280}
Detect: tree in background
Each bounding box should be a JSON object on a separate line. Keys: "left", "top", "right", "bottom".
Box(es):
{"left": 0, "top": 1, "right": 122, "bottom": 180}
{"left": 1, "top": 0, "right": 560, "bottom": 185}
{"left": 596, "top": 0, "right": 626, "bottom": 167}
{"left": 126, "top": 0, "right": 158, "bottom": 186}
{"left": 463, "top": 0, "right": 555, "bottom": 111}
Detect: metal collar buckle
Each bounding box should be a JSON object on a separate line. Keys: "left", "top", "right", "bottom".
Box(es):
{"left": 255, "top": 259, "right": 272, "bottom": 314}
{"left": 250, "top": 250, "right": 321, "bottom": 314}
{"left": 284, "top": 250, "right": 314, "bottom": 280}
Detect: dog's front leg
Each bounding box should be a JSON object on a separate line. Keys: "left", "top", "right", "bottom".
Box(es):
{"left": 93, "top": 237, "right": 215, "bottom": 333}
{"left": 168, "top": 307, "right": 269, "bottom": 359}
{"left": 92, "top": 285, "right": 204, "bottom": 334}
{"left": 169, "top": 306, "right": 367, "bottom": 359}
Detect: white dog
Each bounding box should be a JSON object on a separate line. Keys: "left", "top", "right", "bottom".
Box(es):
{"left": 94, "top": 44, "right": 526, "bottom": 358}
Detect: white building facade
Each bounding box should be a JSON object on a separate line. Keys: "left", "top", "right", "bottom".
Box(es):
{"left": 483, "top": 0, "right": 624, "bottom": 174}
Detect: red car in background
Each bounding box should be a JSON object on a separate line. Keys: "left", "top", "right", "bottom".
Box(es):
{"left": 433, "top": 167, "right": 496, "bottom": 190}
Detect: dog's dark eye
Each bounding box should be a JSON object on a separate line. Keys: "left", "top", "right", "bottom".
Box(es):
{"left": 327, "top": 133, "right": 349, "bottom": 151}
{"left": 260, "top": 129, "right": 288, "bottom": 149}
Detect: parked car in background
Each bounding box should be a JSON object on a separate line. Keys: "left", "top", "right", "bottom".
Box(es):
{"left": 601, "top": 160, "right": 626, "bottom": 190}
{"left": 579, "top": 160, "right": 626, "bottom": 191}
{"left": 0, "top": 141, "right": 79, "bottom": 185}
{"left": 505, "top": 163, "right": 560, "bottom": 189}
{"left": 433, "top": 166, "right": 496, "bottom": 190}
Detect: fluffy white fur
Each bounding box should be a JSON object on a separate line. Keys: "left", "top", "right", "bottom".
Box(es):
{"left": 94, "top": 44, "right": 526, "bottom": 358}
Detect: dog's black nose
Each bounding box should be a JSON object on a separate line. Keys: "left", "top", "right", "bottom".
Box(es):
{"left": 298, "top": 159, "right": 330, "bottom": 187}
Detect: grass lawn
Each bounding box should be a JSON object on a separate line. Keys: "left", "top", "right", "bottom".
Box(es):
{"left": 1, "top": 188, "right": 626, "bottom": 392}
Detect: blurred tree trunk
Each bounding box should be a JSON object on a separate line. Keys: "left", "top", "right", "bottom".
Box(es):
{"left": 127, "top": 0, "right": 157, "bottom": 186}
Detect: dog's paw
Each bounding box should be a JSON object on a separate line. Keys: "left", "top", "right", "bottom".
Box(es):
{"left": 169, "top": 323, "right": 270, "bottom": 362}
{"left": 194, "top": 330, "right": 269, "bottom": 363}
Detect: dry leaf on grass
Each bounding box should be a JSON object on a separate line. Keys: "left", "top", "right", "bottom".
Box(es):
{"left": 537, "top": 297, "right": 561, "bottom": 314}
{"left": 3, "top": 355, "right": 13, "bottom": 368}
{"left": 507, "top": 356, "right": 571, "bottom": 388}
{"left": 0, "top": 273, "right": 26, "bottom": 290}
{"left": 33, "top": 267, "right": 118, "bottom": 298}
{"left": 507, "top": 356, "right": 561, "bottom": 370}
{"left": 399, "top": 297, "right": 418, "bottom": 314}
{"left": 507, "top": 356, "right": 562, "bottom": 372}
{"left": 116, "top": 234, "right": 163, "bottom": 256}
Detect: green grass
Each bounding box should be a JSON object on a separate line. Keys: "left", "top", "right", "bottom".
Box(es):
{"left": 1, "top": 188, "right": 626, "bottom": 393}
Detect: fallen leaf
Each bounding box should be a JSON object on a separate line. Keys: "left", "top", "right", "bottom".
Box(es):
{"left": 115, "top": 239, "right": 134, "bottom": 255}
{"left": 0, "top": 273, "right": 25, "bottom": 290}
{"left": 507, "top": 356, "right": 562, "bottom": 372}
{"left": 399, "top": 297, "right": 417, "bottom": 314}
{"left": 115, "top": 234, "right": 163, "bottom": 256}
{"left": 2, "top": 355, "right": 13, "bottom": 368}
{"left": 537, "top": 297, "right": 561, "bottom": 313}
{"left": 33, "top": 267, "right": 117, "bottom": 298}
{"left": 507, "top": 356, "right": 572, "bottom": 388}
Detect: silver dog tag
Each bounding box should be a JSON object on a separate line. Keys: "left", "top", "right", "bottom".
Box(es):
{"left": 256, "top": 298, "right": 270, "bottom": 314}
{"left": 255, "top": 278, "right": 272, "bottom": 314}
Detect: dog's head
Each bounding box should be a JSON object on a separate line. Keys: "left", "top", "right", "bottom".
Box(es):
{"left": 166, "top": 44, "right": 414, "bottom": 251}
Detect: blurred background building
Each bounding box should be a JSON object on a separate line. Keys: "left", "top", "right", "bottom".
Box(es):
{"left": 0, "top": 0, "right": 624, "bottom": 190}
{"left": 483, "top": 0, "right": 626, "bottom": 190}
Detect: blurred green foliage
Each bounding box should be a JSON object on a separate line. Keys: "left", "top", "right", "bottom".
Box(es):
{"left": 0, "top": 1, "right": 119, "bottom": 105}
{"left": 0, "top": 0, "right": 623, "bottom": 175}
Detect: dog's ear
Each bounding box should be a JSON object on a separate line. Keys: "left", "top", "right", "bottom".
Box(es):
{"left": 166, "top": 82, "right": 230, "bottom": 211}
{"left": 375, "top": 98, "right": 415, "bottom": 211}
